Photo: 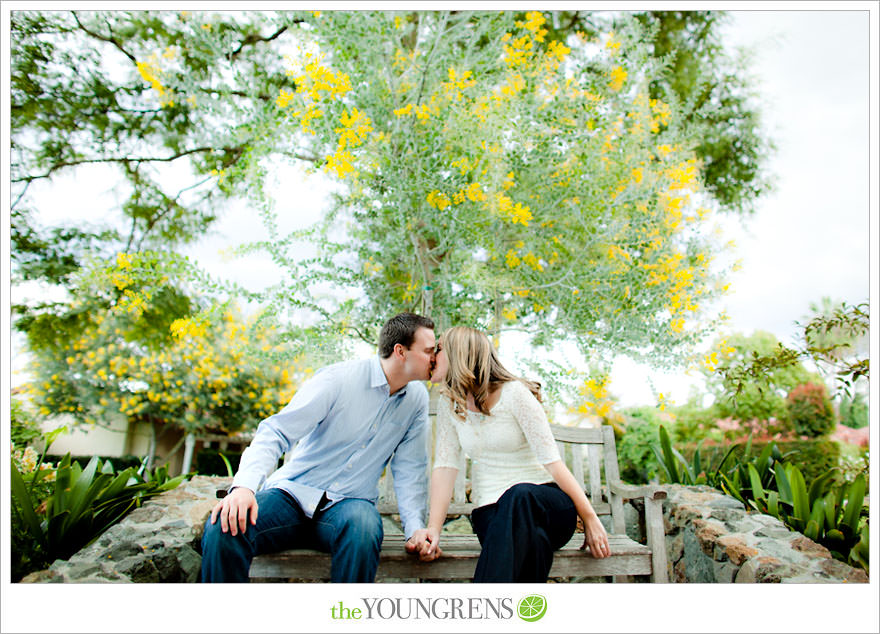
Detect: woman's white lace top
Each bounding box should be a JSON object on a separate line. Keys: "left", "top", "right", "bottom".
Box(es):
{"left": 433, "top": 379, "right": 561, "bottom": 507}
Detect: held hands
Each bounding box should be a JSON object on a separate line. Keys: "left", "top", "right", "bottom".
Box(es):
{"left": 405, "top": 527, "right": 443, "bottom": 562}
{"left": 210, "top": 487, "right": 258, "bottom": 536}
{"left": 580, "top": 513, "right": 611, "bottom": 559}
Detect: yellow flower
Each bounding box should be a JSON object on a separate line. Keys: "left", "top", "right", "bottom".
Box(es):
{"left": 426, "top": 190, "right": 451, "bottom": 210}
{"left": 609, "top": 66, "right": 627, "bottom": 91}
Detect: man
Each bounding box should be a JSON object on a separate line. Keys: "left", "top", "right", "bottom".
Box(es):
{"left": 201, "top": 312, "right": 437, "bottom": 582}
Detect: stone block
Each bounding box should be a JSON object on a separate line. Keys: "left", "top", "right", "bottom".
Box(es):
{"left": 712, "top": 560, "right": 739, "bottom": 583}
{"left": 116, "top": 557, "right": 161, "bottom": 583}
{"left": 668, "top": 533, "right": 684, "bottom": 563}
{"left": 669, "top": 504, "right": 706, "bottom": 529}
{"left": 790, "top": 536, "right": 831, "bottom": 559}
{"left": 692, "top": 518, "right": 725, "bottom": 556}
{"left": 673, "top": 559, "right": 687, "bottom": 583}
{"left": 682, "top": 528, "right": 716, "bottom": 583}
{"left": 714, "top": 534, "right": 758, "bottom": 566}
{"left": 735, "top": 556, "right": 801, "bottom": 583}
{"left": 818, "top": 558, "right": 869, "bottom": 583}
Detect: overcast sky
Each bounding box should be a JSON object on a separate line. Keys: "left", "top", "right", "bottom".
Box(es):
{"left": 7, "top": 9, "right": 875, "bottom": 410}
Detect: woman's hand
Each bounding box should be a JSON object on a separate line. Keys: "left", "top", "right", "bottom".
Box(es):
{"left": 406, "top": 527, "right": 442, "bottom": 561}
{"left": 580, "top": 513, "right": 610, "bottom": 559}
{"left": 418, "top": 527, "right": 443, "bottom": 562}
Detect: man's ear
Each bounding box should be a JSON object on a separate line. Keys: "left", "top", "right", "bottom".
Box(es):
{"left": 393, "top": 342, "right": 406, "bottom": 360}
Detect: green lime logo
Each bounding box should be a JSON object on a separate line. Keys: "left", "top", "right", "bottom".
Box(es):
{"left": 517, "top": 594, "right": 547, "bottom": 622}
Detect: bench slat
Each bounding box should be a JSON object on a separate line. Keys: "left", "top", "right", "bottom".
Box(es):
{"left": 250, "top": 534, "right": 651, "bottom": 581}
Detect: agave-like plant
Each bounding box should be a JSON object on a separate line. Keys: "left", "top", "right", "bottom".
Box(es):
{"left": 11, "top": 452, "right": 187, "bottom": 565}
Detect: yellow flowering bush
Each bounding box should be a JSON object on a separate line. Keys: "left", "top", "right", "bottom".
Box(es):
{"left": 25, "top": 253, "right": 306, "bottom": 436}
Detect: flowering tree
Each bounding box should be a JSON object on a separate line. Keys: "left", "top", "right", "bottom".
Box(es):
{"left": 246, "top": 11, "right": 734, "bottom": 371}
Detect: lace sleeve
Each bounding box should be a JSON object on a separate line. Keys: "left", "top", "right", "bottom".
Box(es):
{"left": 507, "top": 380, "right": 561, "bottom": 465}
{"left": 432, "top": 395, "right": 463, "bottom": 470}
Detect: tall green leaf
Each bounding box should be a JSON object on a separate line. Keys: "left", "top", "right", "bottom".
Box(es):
{"left": 11, "top": 462, "right": 46, "bottom": 545}
{"left": 841, "top": 474, "right": 866, "bottom": 534}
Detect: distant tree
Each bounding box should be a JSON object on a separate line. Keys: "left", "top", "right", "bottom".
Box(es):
{"left": 701, "top": 331, "right": 821, "bottom": 425}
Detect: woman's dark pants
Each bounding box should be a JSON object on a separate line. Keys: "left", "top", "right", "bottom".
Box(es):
{"left": 470, "top": 482, "right": 577, "bottom": 583}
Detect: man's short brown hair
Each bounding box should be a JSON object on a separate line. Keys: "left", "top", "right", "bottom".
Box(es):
{"left": 378, "top": 313, "right": 435, "bottom": 358}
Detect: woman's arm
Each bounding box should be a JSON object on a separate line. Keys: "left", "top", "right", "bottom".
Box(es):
{"left": 544, "top": 460, "right": 611, "bottom": 559}
{"left": 413, "top": 466, "right": 458, "bottom": 561}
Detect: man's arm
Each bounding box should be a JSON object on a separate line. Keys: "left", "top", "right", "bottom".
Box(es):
{"left": 232, "top": 367, "right": 339, "bottom": 492}
{"left": 389, "top": 393, "right": 430, "bottom": 541}
{"left": 210, "top": 367, "right": 339, "bottom": 534}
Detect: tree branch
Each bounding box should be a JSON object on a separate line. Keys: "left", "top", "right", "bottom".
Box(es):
{"left": 71, "top": 12, "right": 138, "bottom": 64}
{"left": 230, "top": 25, "right": 291, "bottom": 58}
{"left": 12, "top": 146, "right": 230, "bottom": 183}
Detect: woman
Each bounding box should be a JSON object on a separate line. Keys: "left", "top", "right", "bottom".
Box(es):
{"left": 414, "top": 326, "right": 610, "bottom": 582}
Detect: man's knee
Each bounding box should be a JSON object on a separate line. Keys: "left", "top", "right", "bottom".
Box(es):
{"left": 335, "top": 503, "right": 383, "bottom": 548}
{"left": 201, "top": 517, "right": 251, "bottom": 556}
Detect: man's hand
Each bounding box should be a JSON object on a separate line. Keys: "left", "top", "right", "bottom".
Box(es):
{"left": 209, "top": 487, "right": 258, "bottom": 536}
{"left": 406, "top": 527, "right": 442, "bottom": 562}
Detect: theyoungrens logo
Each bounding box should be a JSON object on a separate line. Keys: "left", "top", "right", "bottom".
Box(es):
{"left": 329, "top": 595, "right": 547, "bottom": 622}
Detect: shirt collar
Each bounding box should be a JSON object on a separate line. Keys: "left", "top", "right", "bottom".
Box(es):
{"left": 371, "top": 355, "right": 407, "bottom": 397}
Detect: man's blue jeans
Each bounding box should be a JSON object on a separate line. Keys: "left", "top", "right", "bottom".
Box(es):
{"left": 200, "top": 488, "right": 383, "bottom": 583}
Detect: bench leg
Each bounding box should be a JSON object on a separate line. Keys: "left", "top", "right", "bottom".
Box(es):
{"left": 645, "top": 497, "right": 668, "bottom": 583}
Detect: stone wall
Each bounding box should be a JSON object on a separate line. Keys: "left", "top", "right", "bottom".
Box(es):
{"left": 662, "top": 484, "right": 868, "bottom": 583}
{"left": 21, "top": 475, "right": 229, "bottom": 583}
{"left": 21, "top": 478, "right": 868, "bottom": 583}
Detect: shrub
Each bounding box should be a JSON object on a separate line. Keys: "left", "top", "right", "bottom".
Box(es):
{"left": 670, "top": 397, "right": 723, "bottom": 444}
{"left": 11, "top": 397, "right": 42, "bottom": 450}
{"left": 11, "top": 451, "right": 186, "bottom": 581}
{"left": 787, "top": 382, "right": 836, "bottom": 438}
{"left": 616, "top": 407, "right": 665, "bottom": 483}
{"left": 838, "top": 392, "right": 868, "bottom": 429}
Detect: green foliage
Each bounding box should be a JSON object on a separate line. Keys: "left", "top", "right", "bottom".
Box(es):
{"left": 716, "top": 302, "right": 869, "bottom": 404}
{"left": 11, "top": 396, "right": 43, "bottom": 450}
{"left": 653, "top": 428, "right": 869, "bottom": 573}
{"left": 616, "top": 407, "right": 664, "bottom": 483}
{"left": 725, "top": 439, "right": 841, "bottom": 487}
{"left": 239, "top": 10, "right": 737, "bottom": 365}
{"left": 703, "top": 331, "right": 820, "bottom": 425}
{"left": 10, "top": 451, "right": 187, "bottom": 581}
{"left": 668, "top": 396, "right": 722, "bottom": 444}
{"left": 838, "top": 392, "right": 868, "bottom": 430}
{"left": 544, "top": 10, "right": 773, "bottom": 216}
{"left": 23, "top": 252, "right": 305, "bottom": 436}
{"left": 787, "top": 383, "right": 836, "bottom": 438}
{"left": 749, "top": 465, "right": 868, "bottom": 572}
{"left": 631, "top": 11, "right": 774, "bottom": 214}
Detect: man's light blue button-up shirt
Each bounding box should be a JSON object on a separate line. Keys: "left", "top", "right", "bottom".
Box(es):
{"left": 232, "top": 356, "right": 429, "bottom": 539}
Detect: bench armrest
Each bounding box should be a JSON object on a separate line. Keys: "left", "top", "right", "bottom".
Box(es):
{"left": 608, "top": 481, "right": 667, "bottom": 501}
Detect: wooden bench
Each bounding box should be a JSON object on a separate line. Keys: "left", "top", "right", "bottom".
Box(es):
{"left": 249, "top": 424, "right": 668, "bottom": 582}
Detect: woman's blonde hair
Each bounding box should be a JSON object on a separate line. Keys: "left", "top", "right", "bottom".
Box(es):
{"left": 439, "top": 326, "right": 541, "bottom": 419}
